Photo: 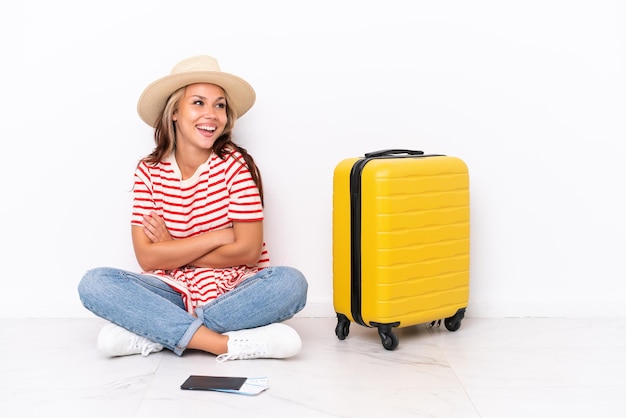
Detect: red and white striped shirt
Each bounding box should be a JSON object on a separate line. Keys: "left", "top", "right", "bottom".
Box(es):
{"left": 131, "top": 150, "right": 269, "bottom": 313}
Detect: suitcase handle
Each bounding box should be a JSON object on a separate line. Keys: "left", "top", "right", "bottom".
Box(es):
{"left": 364, "top": 149, "right": 424, "bottom": 158}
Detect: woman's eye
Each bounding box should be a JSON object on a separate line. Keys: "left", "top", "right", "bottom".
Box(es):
{"left": 193, "top": 100, "right": 204, "bottom": 106}
{"left": 216, "top": 102, "right": 226, "bottom": 109}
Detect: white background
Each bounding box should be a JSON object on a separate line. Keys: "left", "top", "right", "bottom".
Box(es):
{"left": 3, "top": 0, "right": 625, "bottom": 319}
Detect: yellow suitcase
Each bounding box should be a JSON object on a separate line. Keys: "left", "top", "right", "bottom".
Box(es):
{"left": 333, "top": 149, "right": 470, "bottom": 350}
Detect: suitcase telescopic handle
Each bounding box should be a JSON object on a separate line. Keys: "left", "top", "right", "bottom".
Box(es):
{"left": 364, "top": 149, "right": 425, "bottom": 158}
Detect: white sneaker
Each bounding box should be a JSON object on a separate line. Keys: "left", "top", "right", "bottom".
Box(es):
{"left": 97, "top": 323, "right": 164, "bottom": 357}
{"left": 216, "top": 323, "right": 302, "bottom": 363}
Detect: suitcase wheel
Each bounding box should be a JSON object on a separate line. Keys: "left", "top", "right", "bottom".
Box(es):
{"left": 444, "top": 308, "right": 466, "bottom": 332}
{"left": 335, "top": 313, "right": 350, "bottom": 340}
{"left": 377, "top": 326, "right": 399, "bottom": 350}
{"left": 371, "top": 322, "right": 400, "bottom": 350}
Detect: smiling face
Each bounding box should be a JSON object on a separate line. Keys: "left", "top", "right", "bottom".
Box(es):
{"left": 172, "top": 83, "right": 228, "bottom": 156}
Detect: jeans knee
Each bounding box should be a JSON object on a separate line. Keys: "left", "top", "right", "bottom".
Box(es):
{"left": 280, "top": 266, "right": 308, "bottom": 306}
{"left": 77, "top": 268, "right": 96, "bottom": 305}
{"left": 77, "top": 267, "right": 113, "bottom": 307}
{"left": 293, "top": 268, "right": 308, "bottom": 298}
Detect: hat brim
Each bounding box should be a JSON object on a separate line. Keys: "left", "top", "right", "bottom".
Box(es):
{"left": 137, "top": 71, "right": 256, "bottom": 128}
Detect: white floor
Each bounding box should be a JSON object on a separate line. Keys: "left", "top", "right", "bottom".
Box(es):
{"left": 1, "top": 316, "right": 625, "bottom": 418}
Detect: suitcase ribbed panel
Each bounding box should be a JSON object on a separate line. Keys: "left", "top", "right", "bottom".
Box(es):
{"left": 359, "top": 156, "right": 470, "bottom": 326}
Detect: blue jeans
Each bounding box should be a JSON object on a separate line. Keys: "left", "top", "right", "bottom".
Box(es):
{"left": 78, "top": 266, "right": 308, "bottom": 356}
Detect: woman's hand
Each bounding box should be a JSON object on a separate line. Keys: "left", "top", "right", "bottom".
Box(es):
{"left": 142, "top": 211, "right": 172, "bottom": 243}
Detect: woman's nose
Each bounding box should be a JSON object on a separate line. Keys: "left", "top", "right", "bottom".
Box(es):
{"left": 203, "top": 108, "right": 216, "bottom": 119}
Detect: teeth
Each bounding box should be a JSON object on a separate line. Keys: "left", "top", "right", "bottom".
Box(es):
{"left": 198, "top": 126, "right": 216, "bottom": 132}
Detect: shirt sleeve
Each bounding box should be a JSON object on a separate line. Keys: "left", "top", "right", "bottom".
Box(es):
{"left": 224, "top": 151, "right": 264, "bottom": 222}
{"left": 131, "top": 162, "right": 156, "bottom": 227}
